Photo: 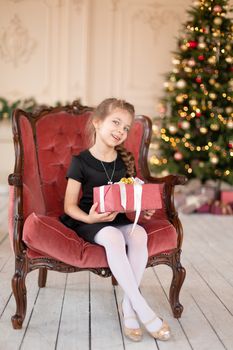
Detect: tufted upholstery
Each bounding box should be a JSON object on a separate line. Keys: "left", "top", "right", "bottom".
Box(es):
{"left": 35, "top": 112, "right": 90, "bottom": 216}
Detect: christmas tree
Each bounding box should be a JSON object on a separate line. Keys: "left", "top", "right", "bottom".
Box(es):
{"left": 150, "top": 0, "right": 233, "bottom": 186}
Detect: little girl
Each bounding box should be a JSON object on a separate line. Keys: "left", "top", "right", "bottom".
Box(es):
{"left": 60, "top": 98, "right": 170, "bottom": 342}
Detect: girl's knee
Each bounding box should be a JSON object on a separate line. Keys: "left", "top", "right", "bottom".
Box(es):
{"left": 95, "top": 226, "right": 125, "bottom": 249}
{"left": 131, "top": 225, "right": 148, "bottom": 246}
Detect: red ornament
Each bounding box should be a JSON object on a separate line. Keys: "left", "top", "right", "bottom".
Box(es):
{"left": 213, "top": 5, "right": 222, "bottom": 13}
{"left": 198, "top": 55, "right": 205, "bottom": 61}
{"left": 188, "top": 41, "right": 198, "bottom": 49}
{"left": 196, "top": 112, "right": 202, "bottom": 117}
{"left": 196, "top": 76, "right": 202, "bottom": 83}
{"left": 228, "top": 142, "right": 233, "bottom": 149}
{"left": 174, "top": 151, "right": 183, "bottom": 161}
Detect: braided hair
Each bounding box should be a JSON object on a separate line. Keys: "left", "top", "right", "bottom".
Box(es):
{"left": 115, "top": 145, "right": 136, "bottom": 177}
{"left": 86, "top": 98, "right": 136, "bottom": 177}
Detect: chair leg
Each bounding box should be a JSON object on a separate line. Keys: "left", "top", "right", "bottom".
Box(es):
{"left": 38, "top": 268, "right": 47, "bottom": 288}
{"left": 11, "top": 256, "right": 28, "bottom": 329}
{"left": 111, "top": 275, "right": 118, "bottom": 286}
{"left": 169, "top": 250, "right": 186, "bottom": 318}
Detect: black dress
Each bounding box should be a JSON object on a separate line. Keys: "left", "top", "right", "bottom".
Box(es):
{"left": 60, "top": 150, "right": 132, "bottom": 244}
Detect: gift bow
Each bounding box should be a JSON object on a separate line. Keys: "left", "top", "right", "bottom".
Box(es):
{"left": 99, "top": 178, "right": 144, "bottom": 234}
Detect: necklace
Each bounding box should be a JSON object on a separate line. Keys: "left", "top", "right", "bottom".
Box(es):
{"left": 100, "top": 159, "right": 116, "bottom": 184}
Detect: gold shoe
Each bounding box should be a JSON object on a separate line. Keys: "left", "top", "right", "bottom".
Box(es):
{"left": 144, "top": 317, "right": 171, "bottom": 341}
{"left": 120, "top": 302, "right": 143, "bottom": 342}
{"left": 123, "top": 316, "right": 143, "bottom": 342}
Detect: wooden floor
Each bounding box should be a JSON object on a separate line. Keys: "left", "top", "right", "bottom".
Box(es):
{"left": 1, "top": 189, "right": 233, "bottom": 350}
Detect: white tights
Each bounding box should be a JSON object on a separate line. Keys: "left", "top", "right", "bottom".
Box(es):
{"left": 94, "top": 224, "right": 162, "bottom": 332}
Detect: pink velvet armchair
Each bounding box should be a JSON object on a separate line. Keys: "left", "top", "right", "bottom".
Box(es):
{"left": 8, "top": 101, "right": 187, "bottom": 329}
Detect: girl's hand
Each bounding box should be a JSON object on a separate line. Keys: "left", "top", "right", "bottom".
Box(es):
{"left": 88, "top": 202, "right": 118, "bottom": 224}
{"left": 143, "top": 209, "right": 155, "bottom": 220}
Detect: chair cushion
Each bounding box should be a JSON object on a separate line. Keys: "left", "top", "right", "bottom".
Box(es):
{"left": 23, "top": 213, "right": 177, "bottom": 268}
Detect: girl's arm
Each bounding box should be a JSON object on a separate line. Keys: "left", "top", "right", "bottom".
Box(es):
{"left": 64, "top": 178, "right": 117, "bottom": 224}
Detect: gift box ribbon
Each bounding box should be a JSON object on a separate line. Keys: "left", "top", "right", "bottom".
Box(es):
{"left": 99, "top": 180, "right": 144, "bottom": 234}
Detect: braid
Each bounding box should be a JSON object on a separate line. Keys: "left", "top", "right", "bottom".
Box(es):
{"left": 115, "top": 145, "right": 136, "bottom": 177}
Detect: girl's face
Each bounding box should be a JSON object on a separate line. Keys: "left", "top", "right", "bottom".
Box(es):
{"left": 93, "top": 109, "right": 133, "bottom": 148}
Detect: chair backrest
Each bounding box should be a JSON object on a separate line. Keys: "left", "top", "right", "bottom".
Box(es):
{"left": 11, "top": 102, "right": 152, "bottom": 219}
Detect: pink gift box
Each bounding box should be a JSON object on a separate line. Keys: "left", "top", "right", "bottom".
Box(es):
{"left": 221, "top": 191, "right": 233, "bottom": 205}
{"left": 93, "top": 183, "right": 162, "bottom": 213}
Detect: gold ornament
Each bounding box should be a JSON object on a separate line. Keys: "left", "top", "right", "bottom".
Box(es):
{"left": 209, "top": 93, "right": 217, "bottom": 100}
{"left": 214, "top": 17, "right": 222, "bottom": 25}
{"left": 210, "top": 123, "right": 219, "bottom": 131}
{"left": 189, "top": 99, "right": 198, "bottom": 106}
{"left": 164, "top": 81, "right": 174, "bottom": 91}
{"left": 210, "top": 155, "right": 219, "bottom": 164}
{"left": 181, "top": 121, "right": 190, "bottom": 130}
{"left": 172, "top": 57, "right": 181, "bottom": 65}
{"left": 225, "top": 56, "right": 233, "bottom": 64}
{"left": 198, "top": 42, "right": 206, "bottom": 49}
{"left": 180, "top": 44, "right": 188, "bottom": 51}
{"left": 225, "top": 106, "right": 232, "bottom": 114}
{"left": 209, "top": 78, "right": 216, "bottom": 85}
{"left": 227, "top": 119, "right": 233, "bottom": 129}
{"left": 200, "top": 127, "right": 208, "bottom": 134}
{"left": 184, "top": 66, "right": 192, "bottom": 73}
{"left": 176, "top": 94, "right": 184, "bottom": 103}
{"left": 176, "top": 79, "right": 186, "bottom": 89}
{"left": 212, "top": 30, "right": 220, "bottom": 37}
{"left": 208, "top": 56, "right": 217, "bottom": 64}
{"left": 170, "top": 75, "right": 176, "bottom": 82}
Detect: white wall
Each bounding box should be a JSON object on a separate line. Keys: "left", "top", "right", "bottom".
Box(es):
{"left": 1, "top": 0, "right": 232, "bottom": 184}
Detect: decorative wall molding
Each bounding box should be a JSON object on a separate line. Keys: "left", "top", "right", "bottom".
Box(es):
{"left": 133, "top": 5, "right": 182, "bottom": 44}
{"left": 0, "top": 14, "right": 37, "bottom": 68}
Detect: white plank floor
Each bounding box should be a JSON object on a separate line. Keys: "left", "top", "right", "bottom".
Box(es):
{"left": 0, "top": 189, "right": 233, "bottom": 350}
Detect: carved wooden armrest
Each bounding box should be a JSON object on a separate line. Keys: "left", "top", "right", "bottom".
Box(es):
{"left": 143, "top": 173, "right": 188, "bottom": 249}
{"left": 8, "top": 173, "right": 23, "bottom": 187}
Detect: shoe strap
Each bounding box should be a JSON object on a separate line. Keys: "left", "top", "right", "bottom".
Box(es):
{"left": 144, "top": 316, "right": 162, "bottom": 327}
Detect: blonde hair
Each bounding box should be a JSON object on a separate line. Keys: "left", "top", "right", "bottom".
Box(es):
{"left": 86, "top": 98, "right": 136, "bottom": 177}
